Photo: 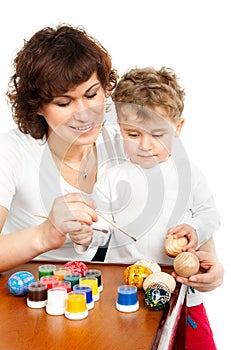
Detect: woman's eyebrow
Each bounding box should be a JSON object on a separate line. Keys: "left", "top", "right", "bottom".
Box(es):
{"left": 52, "top": 83, "right": 101, "bottom": 98}
{"left": 85, "top": 82, "right": 101, "bottom": 93}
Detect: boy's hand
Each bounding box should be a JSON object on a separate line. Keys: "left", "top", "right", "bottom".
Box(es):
{"left": 167, "top": 223, "right": 198, "bottom": 250}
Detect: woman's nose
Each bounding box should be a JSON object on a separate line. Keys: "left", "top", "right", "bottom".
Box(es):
{"left": 73, "top": 108, "right": 91, "bottom": 122}
{"left": 72, "top": 99, "right": 92, "bottom": 122}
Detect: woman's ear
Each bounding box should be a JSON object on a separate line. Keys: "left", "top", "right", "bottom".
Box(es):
{"left": 37, "top": 106, "right": 45, "bottom": 117}
{"left": 175, "top": 118, "right": 185, "bottom": 137}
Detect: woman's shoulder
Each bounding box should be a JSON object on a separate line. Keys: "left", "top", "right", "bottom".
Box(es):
{"left": 0, "top": 128, "right": 45, "bottom": 150}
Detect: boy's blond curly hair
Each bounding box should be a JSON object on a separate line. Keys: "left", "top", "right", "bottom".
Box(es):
{"left": 112, "top": 66, "right": 185, "bottom": 123}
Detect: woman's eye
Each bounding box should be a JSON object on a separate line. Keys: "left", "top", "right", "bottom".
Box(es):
{"left": 57, "top": 102, "right": 69, "bottom": 107}
{"left": 54, "top": 100, "right": 70, "bottom": 107}
{"left": 85, "top": 92, "right": 97, "bottom": 99}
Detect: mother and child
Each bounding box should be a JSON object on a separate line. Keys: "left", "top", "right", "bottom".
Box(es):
{"left": 0, "top": 24, "right": 223, "bottom": 349}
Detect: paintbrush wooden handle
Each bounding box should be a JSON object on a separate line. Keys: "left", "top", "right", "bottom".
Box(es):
{"left": 95, "top": 210, "right": 136, "bottom": 242}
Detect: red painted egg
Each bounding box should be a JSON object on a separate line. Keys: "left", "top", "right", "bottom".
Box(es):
{"left": 64, "top": 261, "right": 88, "bottom": 276}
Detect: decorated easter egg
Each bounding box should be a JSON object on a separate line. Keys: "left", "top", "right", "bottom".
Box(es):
{"left": 123, "top": 264, "right": 152, "bottom": 289}
{"left": 143, "top": 271, "right": 176, "bottom": 293}
{"left": 64, "top": 261, "right": 88, "bottom": 276}
{"left": 173, "top": 252, "right": 200, "bottom": 277}
{"left": 144, "top": 282, "right": 171, "bottom": 310}
{"left": 135, "top": 260, "right": 161, "bottom": 274}
{"left": 7, "top": 271, "right": 36, "bottom": 296}
{"left": 164, "top": 236, "right": 189, "bottom": 257}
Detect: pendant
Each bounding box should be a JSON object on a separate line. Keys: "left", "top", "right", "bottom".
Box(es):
{"left": 83, "top": 171, "right": 88, "bottom": 179}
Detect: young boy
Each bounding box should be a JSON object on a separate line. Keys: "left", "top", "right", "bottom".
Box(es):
{"left": 74, "top": 67, "right": 220, "bottom": 349}
{"left": 89, "top": 67, "right": 219, "bottom": 259}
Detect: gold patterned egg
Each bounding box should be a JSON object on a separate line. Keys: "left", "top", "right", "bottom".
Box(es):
{"left": 173, "top": 252, "right": 200, "bottom": 277}
{"left": 123, "top": 264, "right": 153, "bottom": 289}
{"left": 164, "top": 236, "right": 189, "bottom": 257}
{"left": 143, "top": 271, "right": 176, "bottom": 293}
{"left": 135, "top": 260, "right": 161, "bottom": 273}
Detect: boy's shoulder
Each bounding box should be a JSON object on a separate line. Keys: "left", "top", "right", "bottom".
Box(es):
{"left": 98, "top": 161, "right": 146, "bottom": 186}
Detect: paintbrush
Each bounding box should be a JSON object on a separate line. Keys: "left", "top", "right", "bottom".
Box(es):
{"left": 33, "top": 214, "right": 108, "bottom": 233}
{"left": 95, "top": 210, "right": 137, "bottom": 242}
{"left": 63, "top": 189, "right": 136, "bottom": 241}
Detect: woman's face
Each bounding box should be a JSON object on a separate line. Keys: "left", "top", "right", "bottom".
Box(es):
{"left": 38, "top": 73, "right": 105, "bottom": 145}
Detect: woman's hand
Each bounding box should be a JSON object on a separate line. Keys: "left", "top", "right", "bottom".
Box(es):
{"left": 40, "top": 192, "right": 98, "bottom": 250}
{"left": 69, "top": 225, "right": 94, "bottom": 246}
{"left": 172, "top": 249, "right": 224, "bottom": 292}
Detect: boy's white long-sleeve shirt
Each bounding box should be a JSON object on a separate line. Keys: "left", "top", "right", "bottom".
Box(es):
{"left": 88, "top": 157, "right": 220, "bottom": 261}
{"left": 76, "top": 156, "right": 220, "bottom": 306}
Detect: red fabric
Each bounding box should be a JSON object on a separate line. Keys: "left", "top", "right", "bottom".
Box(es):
{"left": 186, "top": 303, "right": 217, "bottom": 350}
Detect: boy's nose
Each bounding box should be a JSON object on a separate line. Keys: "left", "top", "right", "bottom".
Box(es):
{"left": 139, "top": 136, "right": 153, "bottom": 151}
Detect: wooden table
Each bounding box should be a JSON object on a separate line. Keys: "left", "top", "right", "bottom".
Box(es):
{"left": 0, "top": 262, "right": 186, "bottom": 350}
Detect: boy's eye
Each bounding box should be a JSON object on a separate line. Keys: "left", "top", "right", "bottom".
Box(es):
{"left": 153, "top": 133, "right": 164, "bottom": 138}
{"left": 128, "top": 132, "right": 139, "bottom": 137}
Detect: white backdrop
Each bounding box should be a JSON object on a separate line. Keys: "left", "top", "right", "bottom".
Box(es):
{"left": 0, "top": 1, "right": 230, "bottom": 348}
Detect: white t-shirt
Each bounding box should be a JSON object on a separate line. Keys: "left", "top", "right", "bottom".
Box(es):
{"left": 0, "top": 124, "right": 125, "bottom": 261}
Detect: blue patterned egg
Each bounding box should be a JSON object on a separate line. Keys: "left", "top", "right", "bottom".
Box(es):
{"left": 7, "top": 271, "right": 36, "bottom": 296}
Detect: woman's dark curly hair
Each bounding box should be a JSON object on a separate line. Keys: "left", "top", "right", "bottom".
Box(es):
{"left": 7, "top": 24, "right": 118, "bottom": 139}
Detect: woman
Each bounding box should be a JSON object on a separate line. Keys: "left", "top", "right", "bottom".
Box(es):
{"left": 0, "top": 25, "right": 223, "bottom": 301}
{"left": 0, "top": 24, "right": 124, "bottom": 270}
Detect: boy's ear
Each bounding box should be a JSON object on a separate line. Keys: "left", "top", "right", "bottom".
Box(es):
{"left": 175, "top": 118, "right": 185, "bottom": 137}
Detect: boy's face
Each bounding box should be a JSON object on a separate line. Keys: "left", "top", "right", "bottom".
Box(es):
{"left": 119, "top": 110, "right": 184, "bottom": 168}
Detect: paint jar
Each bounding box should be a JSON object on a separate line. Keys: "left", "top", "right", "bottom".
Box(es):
{"left": 65, "top": 291, "right": 88, "bottom": 320}
{"left": 79, "top": 276, "right": 99, "bottom": 301}
{"left": 116, "top": 285, "right": 139, "bottom": 312}
{"left": 73, "top": 285, "right": 94, "bottom": 310}
{"left": 53, "top": 268, "right": 72, "bottom": 281}
{"left": 46, "top": 287, "right": 67, "bottom": 315}
{"left": 64, "top": 273, "right": 82, "bottom": 289}
{"left": 27, "top": 282, "right": 47, "bottom": 308}
{"left": 84, "top": 269, "right": 103, "bottom": 292}
{"left": 38, "top": 264, "right": 56, "bottom": 279}
{"left": 40, "top": 275, "right": 59, "bottom": 290}
{"left": 52, "top": 281, "right": 71, "bottom": 293}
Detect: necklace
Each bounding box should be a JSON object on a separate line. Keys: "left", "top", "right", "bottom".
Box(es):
{"left": 50, "top": 146, "right": 91, "bottom": 180}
